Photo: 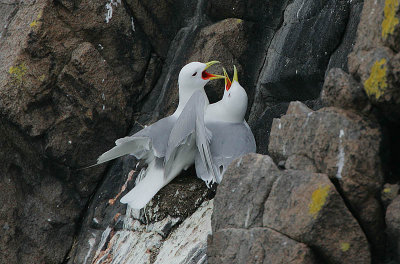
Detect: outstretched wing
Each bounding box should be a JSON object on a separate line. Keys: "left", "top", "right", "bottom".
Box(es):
{"left": 96, "top": 116, "right": 176, "bottom": 165}
{"left": 164, "top": 90, "right": 217, "bottom": 183}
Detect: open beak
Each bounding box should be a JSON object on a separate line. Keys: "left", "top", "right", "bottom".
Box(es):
{"left": 223, "top": 68, "right": 232, "bottom": 91}
{"left": 233, "top": 65, "right": 239, "bottom": 82}
{"left": 202, "top": 61, "right": 224, "bottom": 80}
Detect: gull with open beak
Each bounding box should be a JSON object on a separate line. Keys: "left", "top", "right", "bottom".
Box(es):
{"left": 93, "top": 61, "right": 224, "bottom": 209}
{"left": 164, "top": 65, "right": 256, "bottom": 188}
{"left": 195, "top": 66, "right": 256, "bottom": 184}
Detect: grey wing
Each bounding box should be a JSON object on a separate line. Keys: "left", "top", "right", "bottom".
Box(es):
{"left": 97, "top": 116, "right": 176, "bottom": 165}
{"left": 164, "top": 91, "right": 216, "bottom": 182}
{"left": 205, "top": 121, "right": 256, "bottom": 183}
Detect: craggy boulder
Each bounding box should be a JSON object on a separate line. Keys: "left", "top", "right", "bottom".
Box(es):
{"left": 209, "top": 154, "right": 317, "bottom": 264}
{"left": 212, "top": 154, "right": 279, "bottom": 230}
{"left": 263, "top": 170, "right": 371, "bottom": 264}
{"left": 268, "top": 101, "right": 384, "bottom": 252}
{"left": 386, "top": 195, "right": 400, "bottom": 262}
{"left": 348, "top": 0, "right": 400, "bottom": 121}
{"left": 208, "top": 227, "right": 317, "bottom": 264}
{"left": 321, "top": 68, "right": 370, "bottom": 113}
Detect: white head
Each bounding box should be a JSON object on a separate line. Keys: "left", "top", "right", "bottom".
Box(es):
{"left": 221, "top": 66, "right": 248, "bottom": 123}
{"left": 174, "top": 61, "right": 224, "bottom": 116}
{"left": 178, "top": 61, "right": 224, "bottom": 91}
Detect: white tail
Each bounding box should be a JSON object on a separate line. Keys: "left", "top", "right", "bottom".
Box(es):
{"left": 97, "top": 137, "right": 149, "bottom": 165}
{"left": 120, "top": 159, "right": 167, "bottom": 209}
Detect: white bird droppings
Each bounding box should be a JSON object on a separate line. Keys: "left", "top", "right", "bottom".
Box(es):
{"left": 105, "top": 0, "right": 121, "bottom": 23}
{"left": 336, "top": 129, "right": 345, "bottom": 179}
{"left": 236, "top": 157, "right": 243, "bottom": 167}
{"left": 131, "top": 17, "right": 135, "bottom": 32}
{"left": 278, "top": 122, "right": 282, "bottom": 130}
{"left": 84, "top": 237, "right": 96, "bottom": 264}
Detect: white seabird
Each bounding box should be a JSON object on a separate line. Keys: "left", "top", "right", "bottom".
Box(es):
{"left": 195, "top": 66, "right": 256, "bottom": 184}
{"left": 164, "top": 66, "right": 256, "bottom": 187}
{"left": 95, "top": 61, "right": 224, "bottom": 209}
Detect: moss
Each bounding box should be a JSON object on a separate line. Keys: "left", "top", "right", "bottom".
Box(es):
{"left": 382, "top": 0, "right": 400, "bottom": 39}
{"left": 364, "top": 58, "right": 387, "bottom": 100}
{"left": 308, "top": 185, "right": 330, "bottom": 219}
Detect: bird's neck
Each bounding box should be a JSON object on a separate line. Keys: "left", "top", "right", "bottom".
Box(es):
{"left": 206, "top": 99, "right": 244, "bottom": 123}
{"left": 173, "top": 86, "right": 206, "bottom": 116}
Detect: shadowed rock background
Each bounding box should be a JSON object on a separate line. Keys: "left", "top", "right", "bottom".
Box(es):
{"left": 0, "top": 0, "right": 399, "bottom": 263}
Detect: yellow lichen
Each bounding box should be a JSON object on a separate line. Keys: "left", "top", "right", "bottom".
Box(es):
{"left": 38, "top": 74, "right": 46, "bottom": 82}
{"left": 9, "top": 63, "right": 27, "bottom": 83}
{"left": 340, "top": 242, "right": 350, "bottom": 252}
{"left": 382, "top": 0, "right": 400, "bottom": 39}
{"left": 364, "top": 58, "right": 387, "bottom": 100}
{"left": 383, "top": 187, "right": 392, "bottom": 193}
{"left": 236, "top": 19, "right": 243, "bottom": 24}
{"left": 308, "top": 185, "right": 330, "bottom": 219}
{"left": 30, "top": 20, "right": 38, "bottom": 27}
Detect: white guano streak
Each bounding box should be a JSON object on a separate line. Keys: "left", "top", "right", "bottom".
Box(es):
{"left": 105, "top": 0, "right": 121, "bottom": 23}
{"left": 336, "top": 129, "right": 345, "bottom": 179}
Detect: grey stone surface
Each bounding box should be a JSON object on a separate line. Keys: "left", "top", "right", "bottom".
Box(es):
{"left": 269, "top": 102, "right": 384, "bottom": 255}
{"left": 212, "top": 154, "right": 279, "bottom": 230}
{"left": 208, "top": 227, "right": 317, "bottom": 264}
{"left": 263, "top": 169, "right": 370, "bottom": 264}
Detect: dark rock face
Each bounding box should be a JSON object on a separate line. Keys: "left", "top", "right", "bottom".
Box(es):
{"left": 2, "top": 0, "right": 397, "bottom": 263}
{"left": 0, "top": 0, "right": 152, "bottom": 263}
{"left": 249, "top": 0, "right": 351, "bottom": 123}
{"left": 386, "top": 195, "right": 400, "bottom": 262}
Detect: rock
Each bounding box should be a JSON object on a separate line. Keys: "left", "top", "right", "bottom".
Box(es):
{"left": 348, "top": 0, "right": 400, "bottom": 122}
{"left": 72, "top": 199, "right": 213, "bottom": 264}
{"left": 321, "top": 68, "right": 370, "bottom": 113}
{"left": 250, "top": 102, "right": 290, "bottom": 155}
{"left": 0, "top": 0, "right": 155, "bottom": 262}
{"left": 206, "top": 0, "right": 289, "bottom": 29}
{"left": 249, "top": 0, "right": 350, "bottom": 123}
{"left": 263, "top": 169, "right": 371, "bottom": 264}
{"left": 154, "top": 200, "right": 213, "bottom": 264}
{"left": 382, "top": 0, "right": 400, "bottom": 52}
{"left": 382, "top": 183, "right": 400, "bottom": 208}
{"left": 212, "top": 154, "right": 279, "bottom": 230}
{"left": 155, "top": 18, "right": 255, "bottom": 117}
{"left": 125, "top": 0, "right": 197, "bottom": 58}
{"left": 268, "top": 102, "right": 384, "bottom": 254}
{"left": 67, "top": 154, "right": 212, "bottom": 263}
{"left": 386, "top": 195, "right": 400, "bottom": 262}
{"left": 208, "top": 227, "right": 317, "bottom": 264}
{"left": 327, "top": 0, "right": 364, "bottom": 72}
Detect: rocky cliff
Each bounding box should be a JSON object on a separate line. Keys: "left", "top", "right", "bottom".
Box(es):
{"left": 0, "top": 0, "right": 399, "bottom": 263}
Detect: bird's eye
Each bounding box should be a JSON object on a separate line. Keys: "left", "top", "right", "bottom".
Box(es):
{"left": 192, "top": 72, "right": 197, "bottom": 76}
{"left": 228, "top": 93, "right": 231, "bottom": 97}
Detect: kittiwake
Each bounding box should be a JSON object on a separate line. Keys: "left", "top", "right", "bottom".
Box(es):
{"left": 94, "top": 61, "right": 224, "bottom": 209}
